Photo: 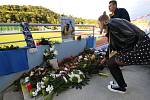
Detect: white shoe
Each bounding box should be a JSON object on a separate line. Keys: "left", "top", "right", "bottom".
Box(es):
{"left": 109, "top": 81, "right": 127, "bottom": 88}
{"left": 107, "top": 84, "right": 126, "bottom": 94}
{"left": 109, "top": 81, "right": 118, "bottom": 86}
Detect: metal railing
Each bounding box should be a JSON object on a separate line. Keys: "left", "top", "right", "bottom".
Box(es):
{"left": 0, "top": 23, "right": 96, "bottom": 45}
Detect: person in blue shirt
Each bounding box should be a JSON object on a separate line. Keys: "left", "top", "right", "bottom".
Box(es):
{"left": 109, "top": 0, "right": 130, "bottom": 22}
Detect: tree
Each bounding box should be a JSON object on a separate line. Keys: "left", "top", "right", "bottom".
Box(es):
{"left": 0, "top": 5, "right": 96, "bottom": 25}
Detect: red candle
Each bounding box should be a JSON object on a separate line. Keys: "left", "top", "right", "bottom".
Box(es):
{"left": 26, "top": 82, "right": 32, "bottom": 92}
{"left": 36, "top": 42, "right": 40, "bottom": 46}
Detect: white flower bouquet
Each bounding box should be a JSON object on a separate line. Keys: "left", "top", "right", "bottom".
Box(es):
{"left": 68, "top": 70, "right": 85, "bottom": 83}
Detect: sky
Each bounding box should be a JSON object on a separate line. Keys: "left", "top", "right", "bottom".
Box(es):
{"left": 0, "top": 0, "right": 150, "bottom": 20}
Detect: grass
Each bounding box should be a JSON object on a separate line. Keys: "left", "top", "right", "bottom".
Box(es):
{"left": 0, "top": 26, "right": 105, "bottom": 48}
{"left": 0, "top": 32, "right": 62, "bottom": 47}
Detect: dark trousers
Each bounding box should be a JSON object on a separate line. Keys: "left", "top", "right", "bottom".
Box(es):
{"left": 106, "top": 55, "right": 127, "bottom": 88}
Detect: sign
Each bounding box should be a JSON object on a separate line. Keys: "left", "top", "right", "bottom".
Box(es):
{"left": 61, "top": 17, "right": 75, "bottom": 41}
{"left": 21, "top": 22, "right": 36, "bottom": 48}
{"left": 0, "top": 48, "right": 29, "bottom": 76}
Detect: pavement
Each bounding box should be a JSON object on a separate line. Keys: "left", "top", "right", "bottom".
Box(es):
{"left": 2, "top": 65, "right": 150, "bottom": 100}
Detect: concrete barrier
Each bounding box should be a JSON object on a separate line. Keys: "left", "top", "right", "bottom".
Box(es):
{"left": 0, "top": 39, "right": 86, "bottom": 92}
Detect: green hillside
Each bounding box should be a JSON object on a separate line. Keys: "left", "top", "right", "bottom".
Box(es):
{"left": 0, "top": 5, "right": 96, "bottom": 25}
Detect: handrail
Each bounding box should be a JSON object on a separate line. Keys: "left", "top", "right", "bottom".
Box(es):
{"left": 0, "top": 23, "right": 95, "bottom": 27}
{"left": 0, "top": 30, "right": 94, "bottom": 36}
{"left": 0, "top": 23, "right": 60, "bottom": 26}
{"left": 0, "top": 23, "right": 96, "bottom": 45}
{"left": 0, "top": 33, "right": 95, "bottom": 45}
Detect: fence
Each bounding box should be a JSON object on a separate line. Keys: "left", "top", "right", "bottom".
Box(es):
{"left": 0, "top": 23, "right": 96, "bottom": 45}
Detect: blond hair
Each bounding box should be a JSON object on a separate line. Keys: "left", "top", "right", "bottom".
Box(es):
{"left": 98, "top": 12, "right": 109, "bottom": 33}
{"left": 98, "top": 11, "right": 109, "bottom": 22}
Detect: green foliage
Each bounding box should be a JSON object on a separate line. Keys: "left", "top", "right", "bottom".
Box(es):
{"left": 52, "top": 76, "right": 70, "bottom": 95}
{"left": 0, "top": 5, "right": 96, "bottom": 26}
{"left": 18, "top": 48, "right": 106, "bottom": 100}
{"left": 76, "top": 49, "right": 105, "bottom": 75}
{"left": 0, "top": 44, "right": 19, "bottom": 50}
{"left": 0, "top": 5, "right": 60, "bottom": 24}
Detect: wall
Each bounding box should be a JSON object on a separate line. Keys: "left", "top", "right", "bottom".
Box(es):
{"left": 55, "top": 39, "right": 86, "bottom": 61}
{"left": 0, "top": 39, "right": 86, "bottom": 92}
{"left": 0, "top": 45, "right": 48, "bottom": 92}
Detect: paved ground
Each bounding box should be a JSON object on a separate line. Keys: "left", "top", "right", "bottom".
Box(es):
{"left": 53, "top": 65, "right": 150, "bottom": 100}
{"left": 2, "top": 65, "right": 150, "bottom": 100}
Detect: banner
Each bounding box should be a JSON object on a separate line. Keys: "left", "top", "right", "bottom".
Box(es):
{"left": 21, "top": 22, "right": 36, "bottom": 48}
{"left": 61, "top": 17, "right": 75, "bottom": 41}
{"left": 0, "top": 48, "right": 29, "bottom": 76}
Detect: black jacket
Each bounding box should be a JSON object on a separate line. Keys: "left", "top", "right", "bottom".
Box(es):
{"left": 105, "top": 18, "right": 145, "bottom": 59}
{"left": 110, "top": 8, "right": 130, "bottom": 22}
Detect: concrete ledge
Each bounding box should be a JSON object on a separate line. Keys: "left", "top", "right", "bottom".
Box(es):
{"left": 0, "top": 39, "right": 86, "bottom": 92}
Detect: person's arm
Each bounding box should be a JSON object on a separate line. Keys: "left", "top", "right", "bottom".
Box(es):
{"left": 105, "top": 44, "right": 113, "bottom": 59}
{"left": 100, "top": 44, "right": 113, "bottom": 64}
{"left": 100, "top": 33, "right": 112, "bottom": 64}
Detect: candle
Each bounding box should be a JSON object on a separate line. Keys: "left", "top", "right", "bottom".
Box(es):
{"left": 26, "top": 82, "right": 32, "bottom": 92}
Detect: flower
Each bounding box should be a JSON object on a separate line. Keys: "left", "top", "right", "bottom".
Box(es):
{"left": 99, "top": 49, "right": 103, "bottom": 52}
{"left": 46, "top": 85, "right": 54, "bottom": 94}
{"left": 42, "top": 77, "right": 47, "bottom": 81}
{"left": 50, "top": 46, "right": 55, "bottom": 51}
{"left": 43, "top": 52, "right": 49, "bottom": 56}
{"left": 100, "top": 56, "right": 103, "bottom": 58}
{"left": 78, "top": 56, "right": 82, "bottom": 59}
{"left": 63, "top": 76, "right": 68, "bottom": 83}
{"left": 84, "top": 57, "right": 88, "bottom": 61}
{"left": 54, "top": 50, "right": 58, "bottom": 55}
{"left": 30, "top": 71, "right": 34, "bottom": 76}
{"left": 43, "top": 49, "right": 51, "bottom": 57}
{"left": 39, "top": 67, "right": 44, "bottom": 71}
{"left": 59, "top": 71, "right": 67, "bottom": 74}
{"left": 32, "top": 90, "right": 38, "bottom": 97}
{"left": 25, "top": 77, "right": 30, "bottom": 83}
{"left": 40, "top": 81, "right": 45, "bottom": 89}
{"left": 36, "top": 82, "right": 42, "bottom": 92}
{"left": 36, "top": 87, "right": 41, "bottom": 92}
{"left": 91, "top": 54, "right": 96, "bottom": 60}
{"left": 50, "top": 74, "right": 56, "bottom": 78}
{"left": 68, "top": 70, "right": 85, "bottom": 83}
{"left": 64, "top": 67, "right": 69, "bottom": 71}
{"left": 55, "top": 74, "right": 61, "bottom": 77}
{"left": 94, "top": 50, "right": 99, "bottom": 53}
